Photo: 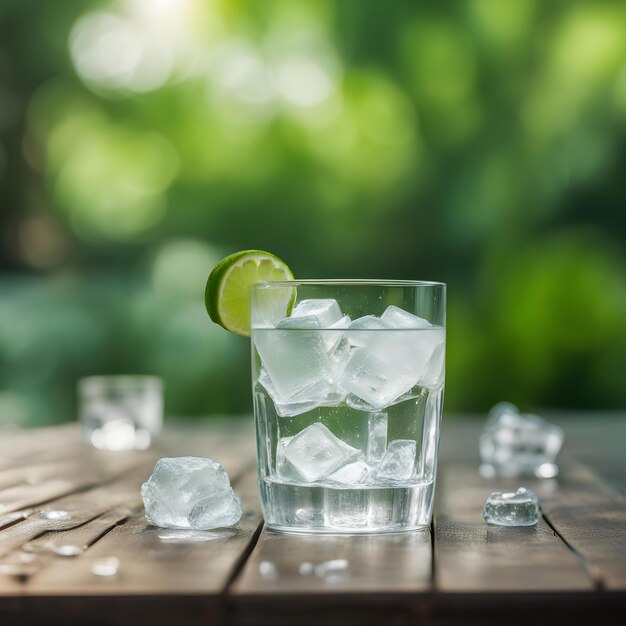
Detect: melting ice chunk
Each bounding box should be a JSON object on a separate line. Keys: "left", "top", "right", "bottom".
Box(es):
{"left": 366, "top": 412, "right": 388, "bottom": 465}
{"left": 327, "top": 460, "right": 370, "bottom": 485}
{"left": 254, "top": 316, "right": 331, "bottom": 399}
{"left": 375, "top": 440, "right": 417, "bottom": 482}
{"left": 480, "top": 403, "right": 564, "bottom": 478}
{"left": 483, "top": 487, "right": 539, "bottom": 526}
{"left": 141, "top": 457, "right": 242, "bottom": 530}
{"left": 291, "top": 299, "right": 343, "bottom": 328}
{"left": 284, "top": 424, "right": 359, "bottom": 483}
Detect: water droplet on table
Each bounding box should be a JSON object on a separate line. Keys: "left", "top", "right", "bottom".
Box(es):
{"left": 53, "top": 544, "right": 84, "bottom": 557}
{"left": 92, "top": 557, "right": 120, "bottom": 577}
{"left": 314, "top": 559, "right": 349, "bottom": 578}
{"left": 18, "top": 552, "right": 37, "bottom": 564}
{"left": 259, "top": 561, "right": 277, "bottom": 578}
{"left": 298, "top": 561, "right": 314, "bottom": 575}
{"left": 22, "top": 541, "right": 47, "bottom": 553}
{"left": 0, "top": 509, "right": 32, "bottom": 528}
{"left": 0, "top": 564, "right": 23, "bottom": 576}
{"left": 39, "top": 510, "right": 72, "bottom": 522}
{"left": 158, "top": 529, "right": 236, "bottom": 543}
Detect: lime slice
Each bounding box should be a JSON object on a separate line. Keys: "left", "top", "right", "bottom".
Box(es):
{"left": 205, "top": 250, "right": 294, "bottom": 336}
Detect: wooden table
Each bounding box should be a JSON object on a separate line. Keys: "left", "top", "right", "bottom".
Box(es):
{"left": 0, "top": 415, "right": 624, "bottom": 625}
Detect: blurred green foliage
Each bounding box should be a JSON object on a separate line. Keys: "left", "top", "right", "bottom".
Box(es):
{"left": 0, "top": 0, "right": 625, "bottom": 425}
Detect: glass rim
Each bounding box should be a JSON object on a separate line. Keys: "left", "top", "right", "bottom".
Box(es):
{"left": 78, "top": 375, "right": 163, "bottom": 393}
{"left": 253, "top": 279, "right": 446, "bottom": 288}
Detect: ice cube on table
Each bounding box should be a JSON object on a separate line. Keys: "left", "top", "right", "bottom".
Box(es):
{"left": 327, "top": 460, "right": 370, "bottom": 485}
{"left": 291, "top": 299, "right": 343, "bottom": 328}
{"left": 381, "top": 305, "right": 432, "bottom": 329}
{"left": 483, "top": 487, "right": 539, "bottom": 526}
{"left": 375, "top": 440, "right": 417, "bottom": 482}
{"left": 254, "top": 316, "right": 332, "bottom": 399}
{"left": 141, "top": 457, "right": 242, "bottom": 530}
{"left": 480, "top": 403, "right": 564, "bottom": 478}
{"left": 366, "top": 412, "right": 388, "bottom": 465}
{"left": 284, "top": 423, "right": 360, "bottom": 483}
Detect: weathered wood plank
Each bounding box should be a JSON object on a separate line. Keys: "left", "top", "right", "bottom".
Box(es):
{"left": 0, "top": 424, "right": 82, "bottom": 470}
{"left": 232, "top": 527, "right": 432, "bottom": 596}
{"left": 0, "top": 419, "right": 624, "bottom": 626}
{"left": 23, "top": 504, "right": 139, "bottom": 554}
{"left": 25, "top": 469, "right": 262, "bottom": 596}
{"left": 433, "top": 464, "right": 594, "bottom": 592}
{"left": 0, "top": 466, "right": 150, "bottom": 563}
{"left": 538, "top": 464, "right": 626, "bottom": 591}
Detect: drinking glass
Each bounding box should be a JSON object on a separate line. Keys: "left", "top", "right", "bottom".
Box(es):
{"left": 251, "top": 280, "right": 446, "bottom": 533}
{"left": 79, "top": 376, "right": 163, "bottom": 450}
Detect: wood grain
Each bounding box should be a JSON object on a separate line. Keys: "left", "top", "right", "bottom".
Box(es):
{"left": 538, "top": 464, "right": 626, "bottom": 590}
{"left": 433, "top": 464, "right": 594, "bottom": 592}
{"left": 0, "top": 419, "right": 624, "bottom": 626}
{"left": 232, "top": 526, "right": 432, "bottom": 596}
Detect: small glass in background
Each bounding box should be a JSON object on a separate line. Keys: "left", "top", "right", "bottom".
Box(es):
{"left": 78, "top": 376, "right": 163, "bottom": 450}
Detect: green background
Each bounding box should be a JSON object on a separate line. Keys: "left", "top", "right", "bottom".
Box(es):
{"left": 1, "top": 0, "right": 625, "bottom": 425}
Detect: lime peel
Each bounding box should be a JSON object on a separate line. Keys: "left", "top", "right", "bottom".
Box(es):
{"left": 205, "top": 250, "right": 294, "bottom": 336}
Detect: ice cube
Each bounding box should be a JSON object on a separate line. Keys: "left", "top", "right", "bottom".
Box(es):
{"left": 483, "top": 487, "right": 539, "bottom": 526}
{"left": 258, "top": 369, "right": 342, "bottom": 417}
{"left": 375, "top": 440, "right": 417, "bottom": 482}
{"left": 339, "top": 307, "right": 445, "bottom": 411}
{"left": 141, "top": 457, "right": 242, "bottom": 530}
{"left": 340, "top": 327, "right": 443, "bottom": 409}
{"left": 323, "top": 314, "right": 352, "bottom": 351}
{"left": 381, "top": 305, "right": 432, "bottom": 329}
{"left": 340, "top": 335, "right": 415, "bottom": 409}
{"left": 254, "top": 316, "right": 331, "bottom": 399}
{"left": 366, "top": 412, "right": 388, "bottom": 465}
{"left": 480, "top": 403, "right": 564, "bottom": 478}
{"left": 381, "top": 306, "right": 445, "bottom": 389}
{"left": 284, "top": 424, "right": 360, "bottom": 483}
{"left": 418, "top": 342, "right": 445, "bottom": 388}
{"left": 327, "top": 460, "right": 370, "bottom": 485}
{"left": 345, "top": 386, "right": 423, "bottom": 412}
{"left": 275, "top": 436, "right": 300, "bottom": 482}
{"left": 347, "top": 316, "right": 392, "bottom": 347}
{"left": 291, "top": 299, "right": 343, "bottom": 328}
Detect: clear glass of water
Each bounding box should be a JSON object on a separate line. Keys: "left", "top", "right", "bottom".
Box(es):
{"left": 251, "top": 280, "right": 446, "bottom": 533}
{"left": 78, "top": 376, "right": 163, "bottom": 450}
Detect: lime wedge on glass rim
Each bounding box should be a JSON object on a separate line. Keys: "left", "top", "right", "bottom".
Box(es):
{"left": 205, "top": 250, "right": 295, "bottom": 336}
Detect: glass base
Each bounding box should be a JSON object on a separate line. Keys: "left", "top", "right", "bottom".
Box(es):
{"left": 260, "top": 478, "right": 435, "bottom": 534}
